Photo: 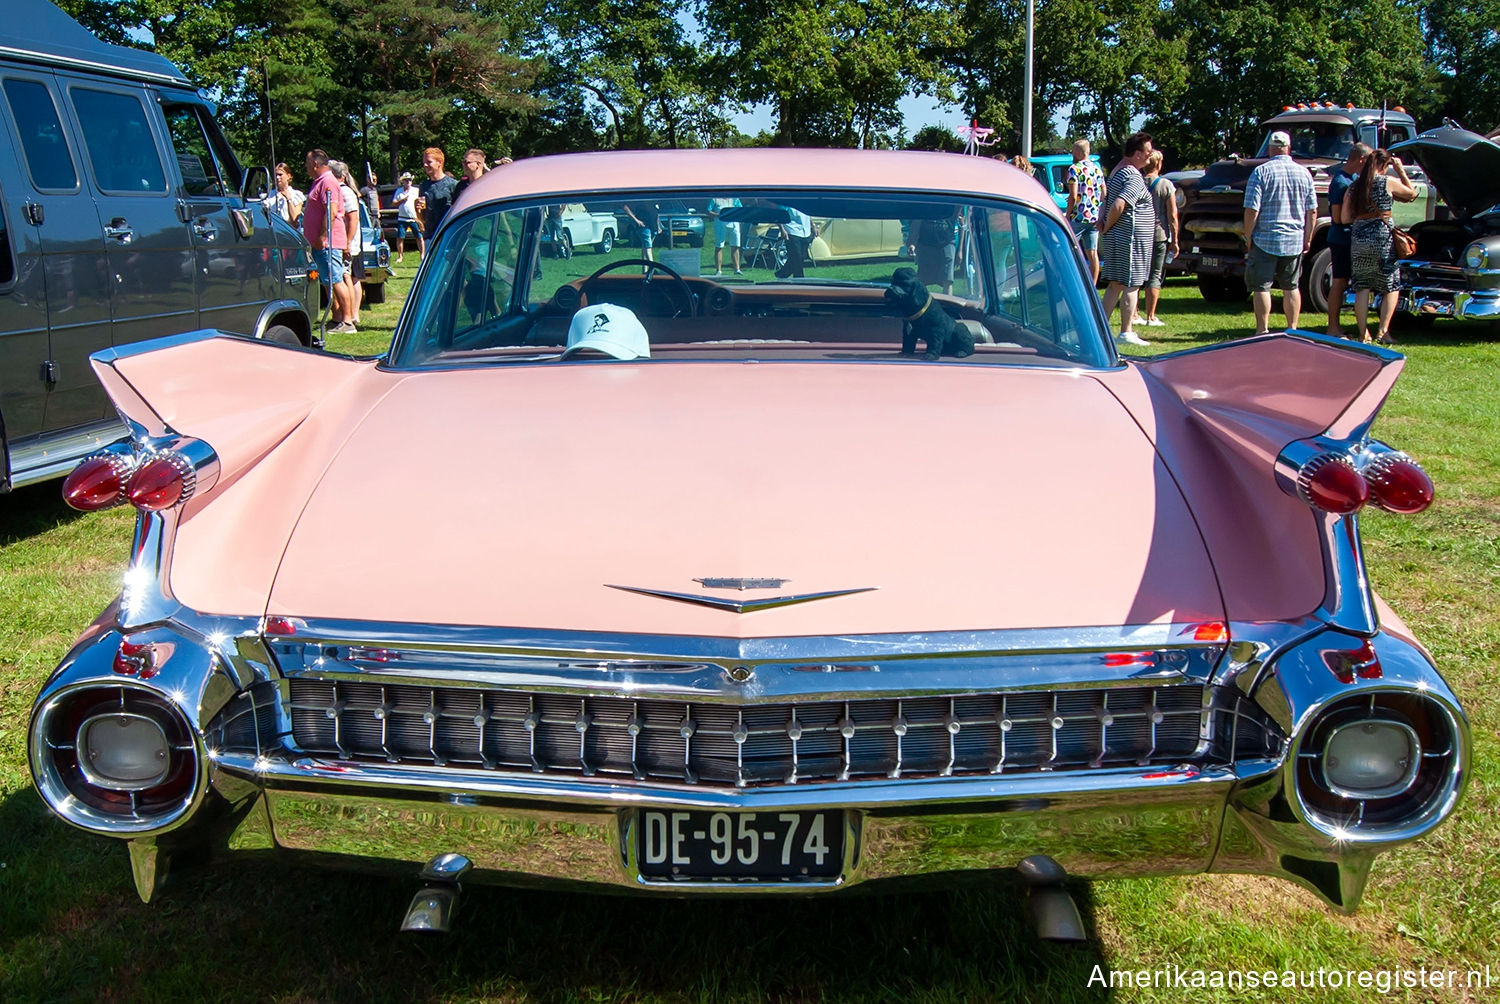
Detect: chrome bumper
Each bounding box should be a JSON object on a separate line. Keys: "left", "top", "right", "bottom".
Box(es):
{"left": 1399, "top": 285, "right": 1500, "bottom": 319}
{"left": 31, "top": 603, "right": 1469, "bottom": 912}
{"left": 201, "top": 752, "right": 1263, "bottom": 894}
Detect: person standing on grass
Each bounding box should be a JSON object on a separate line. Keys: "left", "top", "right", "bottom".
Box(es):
{"left": 302, "top": 149, "right": 350, "bottom": 331}
{"left": 1242, "top": 129, "right": 1317, "bottom": 334}
{"left": 1349, "top": 148, "right": 1419, "bottom": 344}
{"left": 1065, "top": 139, "right": 1106, "bottom": 284}
{"left": 393, "top": 172, "right": 421, "bottom": 263}
{"left": 416, "top": 147, "right": 458, "bottom": 243}
{"left": 330, "top": 161, "right": 363, "bottom": 332}
{"left": 708, "top": 196, "right": 743, "bottom": 276}
{"left": 1326, "top": 143, "right": 1371, "bottom": 337}
{"left": 272, "top": 163, "right": 305, "bottom": 225}
{"left": 1098, "top": 132, "right": 1156, "bottom": 347}
{"left": 1140, "top": 150, "right": 1179, "bottom": 328}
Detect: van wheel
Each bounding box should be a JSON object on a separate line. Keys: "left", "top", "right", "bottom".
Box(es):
{"left": 263, "top": 324, "right": 302, "bottom": 346}
{"left": 363, "top": 281, "right": 387, "bottom": 305}
{"left": 599, "top": 229, "right": 614, "bottom": 254}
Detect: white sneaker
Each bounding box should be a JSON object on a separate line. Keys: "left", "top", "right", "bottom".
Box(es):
{"left": 712, "top": 269, "right": 722, "bottom": 276}
{"left": 1145, "top": 317, "right": 1166, "bottom": 327}
{"left": 1116, "top": 331, "right": 1150, "bottom": 347}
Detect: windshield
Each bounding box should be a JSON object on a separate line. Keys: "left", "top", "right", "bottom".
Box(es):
{"left": 389, "top": 188, "right": 1110, "bottom": 369}
{"left": 1257, "top": 121, "right": 1355, "bottom": 160}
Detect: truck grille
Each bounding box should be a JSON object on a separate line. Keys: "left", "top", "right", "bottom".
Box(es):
{"left": 271, "top": 679, "right": 1278, "bottom": 787}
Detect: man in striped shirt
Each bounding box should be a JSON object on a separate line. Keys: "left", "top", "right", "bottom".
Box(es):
{"left": 1242, "top": 130, "right": 1317, "bottom": 334}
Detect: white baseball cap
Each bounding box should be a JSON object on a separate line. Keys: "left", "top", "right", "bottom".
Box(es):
{"left": 1268, "top": 130, "right": 1292, "bottom": 149}
{"left": 561, "top": 304, "right": 650, "bottom": 360}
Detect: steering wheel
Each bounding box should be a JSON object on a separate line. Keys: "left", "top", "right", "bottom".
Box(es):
{"left": 579, "top": 258, "right": 697, "bottom": 318}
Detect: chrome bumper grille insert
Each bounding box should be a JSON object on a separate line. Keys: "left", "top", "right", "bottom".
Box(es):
{"left": 246, "top": 679, "right": 1278, "bottom": 788}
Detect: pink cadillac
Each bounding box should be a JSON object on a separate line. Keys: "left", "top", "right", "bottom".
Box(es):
{"left": 30, "top": 149, "right": 1468, "bottom": 936}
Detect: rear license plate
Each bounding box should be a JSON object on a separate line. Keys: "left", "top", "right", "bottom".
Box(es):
{"left": 1200, "top": 255, "right": 1223, "bottom": 268}
{"left": 638, "top": 810, "right": 843, "bottom": 879}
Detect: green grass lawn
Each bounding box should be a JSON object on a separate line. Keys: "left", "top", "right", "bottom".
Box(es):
{"left": 2, "top": 278, "right": 1497, "bottom": 1002}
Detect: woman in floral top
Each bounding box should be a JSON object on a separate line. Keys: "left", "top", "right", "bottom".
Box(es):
{"left": 1064, "top": 139, "right": 1106, "bottom": 283}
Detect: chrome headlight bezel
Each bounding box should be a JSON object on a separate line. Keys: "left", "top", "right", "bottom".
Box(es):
{"left": 1463, "top": 242, "right": 1487, "bottom": 271}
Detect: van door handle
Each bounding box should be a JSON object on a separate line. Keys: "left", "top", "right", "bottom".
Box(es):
{"left": 104, "top": 219, "right": 134, "bottom": 244}
{"left": 192, "top": 220, "right": 218, "bottom": 242}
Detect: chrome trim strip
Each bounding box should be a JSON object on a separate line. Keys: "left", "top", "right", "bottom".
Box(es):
{"left": 6, "top": 421, "right": 129, "bottom": 488}
{"left": 268, "top": 618, "right": 1228, "bottom": 664}
{"left": 221, "top": 748, "right": 1258, "bottom": 810}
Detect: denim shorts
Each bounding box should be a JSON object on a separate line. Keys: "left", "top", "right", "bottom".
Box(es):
{"left": 396, "top": 219, "right": 421, "bottom": 240}
{"left": 311, "top": 247, "right": 345, "bottom": 286}
{"left": 1071, "top": 218, "right": 1099, "bottom": 251}
{"left": 638, "top": 225, "right": 655, "bottom": 249}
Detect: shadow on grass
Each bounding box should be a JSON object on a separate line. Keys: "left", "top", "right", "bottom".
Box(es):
{"left": 0, "top": 481, "right": 89, "bottom": 547}
{"left": 0, "top": 785, "right": 1111, "bottom": 1003}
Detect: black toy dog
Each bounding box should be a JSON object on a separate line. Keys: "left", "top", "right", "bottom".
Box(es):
{"left": 884, "top": 267, "right": 974, "bottom": 360}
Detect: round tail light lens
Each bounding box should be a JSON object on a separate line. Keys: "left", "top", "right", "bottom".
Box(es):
{"left": 1298, "top": 454, "right": 1368, "bottom": 514}
{"left": 62, "top": 454, "right": 132, "bottom": 511}
{"left": 1365, "top": 454, "right": 1434, "bottom": 514}
{"left": 126, "top": 455, "right": 195, "bottom": 510}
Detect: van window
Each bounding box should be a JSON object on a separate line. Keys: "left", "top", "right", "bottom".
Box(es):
{"left": 2, "top": 79, "right": 78, "bottom": 191}
{"left": 163, "top": 104, "right": 225, "bottom": 196}
{"left": 70, "top": 88, "right": 167, "bottom": 194}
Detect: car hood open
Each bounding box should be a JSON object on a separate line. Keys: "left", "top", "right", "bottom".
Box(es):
{"left": 1393, "top": 126, "right": 1500, "bottom": 220}
{"left": 265, "top": 363, "right": 1224, "bottom": 638}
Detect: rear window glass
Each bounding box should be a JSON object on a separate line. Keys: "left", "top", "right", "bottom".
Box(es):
{"left": 71, "top": 88, "right": 167, "bottom": 194}
{"left": 389, "top": 189, "right": 1107, "bottom": 370}
{"left": 3, "top": 79, "right": 78, "bottom": 191}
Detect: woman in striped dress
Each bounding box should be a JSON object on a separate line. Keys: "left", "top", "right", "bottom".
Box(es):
{"left": 1098, "top": 133, "right": 1158, "bottom": 346}
{"left": 1348, "top": 148, "right": 1418, "bottom": 344}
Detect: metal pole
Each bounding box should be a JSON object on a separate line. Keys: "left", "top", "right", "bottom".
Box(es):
{"left": 263, "top": 59, "right": 276, "bottom": 170}
{"left": 1022, "top": 0, "right": 1034, "bottom": 159}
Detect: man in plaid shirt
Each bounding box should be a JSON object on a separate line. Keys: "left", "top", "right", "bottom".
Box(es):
{"left": 1242, "top": 130, "right": 1317, "bottom": 333}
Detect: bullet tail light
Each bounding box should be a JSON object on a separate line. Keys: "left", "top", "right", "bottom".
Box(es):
{"left": 62, "top": 453, "right": 135, "bottom": 511}
{"left": 1282, "top": 444, "right": 1435, "bottom": 518}
{"left": 61, "top": 439, "right": 217, "bottom": 513}
{"left": 1296, "top": 454, "right": 1369, "bottom": 515}
{"left": 1363, "top": 452, "right": 1434, "bottom": 514}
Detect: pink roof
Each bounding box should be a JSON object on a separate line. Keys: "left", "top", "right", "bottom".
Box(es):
{"left": 451, "top": 148, "right": 1059, "bottom": 219}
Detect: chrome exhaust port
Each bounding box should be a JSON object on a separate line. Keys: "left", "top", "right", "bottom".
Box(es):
{"left": 400, "top": 852, "right": 473, "bottom": 933}
{"left": 1018, "top": 854, "right": 1088, "bottom": 943}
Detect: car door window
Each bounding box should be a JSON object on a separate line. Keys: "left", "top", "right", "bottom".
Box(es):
{"left": 70, "top": 87, "right": 166, "bottom": 195}
{"left": 162, "top": 104, "right": 225, "bottom": 196}
{"left": 3, "top": 78, "right": 78, "bottom": 191}
{"left": 986, "top": 207, "right": 1086, "bottom": 352}
{"left": 406, "top": 208, "right": 525, "bottom": 355}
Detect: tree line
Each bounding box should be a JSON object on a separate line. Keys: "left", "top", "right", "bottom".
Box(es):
{"left": 58, "top": 0, "right": 1499, "bottom": 178}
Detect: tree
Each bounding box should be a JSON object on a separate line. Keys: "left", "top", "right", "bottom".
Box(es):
{"left": 1150, "top": 0, "right": 1430, "bottom": 164}
{"left": 699, "top": 0, "right": 960, "bottom": 147}
{"left": 546, "top": 0, "right": 729, "bottom": 149}
{"left": 1422, "top": 0, "right": 1500, "bottom": 133}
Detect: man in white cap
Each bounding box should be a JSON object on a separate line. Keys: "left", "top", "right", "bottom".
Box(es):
{"left": 560, "top": 304, "right": 651, "bottom": 360}
{"left": 1242, "top": 129, "right": 1317, "bottom": 334}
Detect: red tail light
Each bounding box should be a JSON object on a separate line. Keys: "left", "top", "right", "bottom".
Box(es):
{"left": 1298, "top": 455, "right": 1368, "bottom": 514}
{"left": 126, "top": 455, "right": 195, "bottom": 511}
{"left": 1365, "top": 454, "right": 1434, "bottom": 514}
{"left": 62, "top": 454, "right": 133, "bottom": 511}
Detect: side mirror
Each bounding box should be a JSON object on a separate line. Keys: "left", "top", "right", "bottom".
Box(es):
{"left": 241, "top": 165, "right": 272, "bottom": 203}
